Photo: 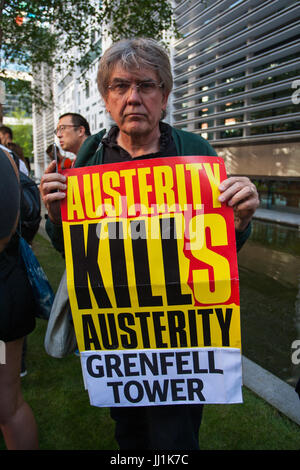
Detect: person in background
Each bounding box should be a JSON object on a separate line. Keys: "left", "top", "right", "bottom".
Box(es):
{"left": 40, "top": 38, "right": 259, "bottom": 450}
{"left": 46, "top": 114, "right": 91, "bottom": 356}
{"left": 46, "top": 143, "right": 72, "bottom": 171}
{"left": 54, "top": 112, "right": 91, "bottom": 163}
{"left": 46, "top": 113, "right": 91, "bottom": 171}
{"left": 1, "top": 129, "right": 40, "bottom": 378}
{"left": 0, "top": 148, "right": 38, "bottom": 449}
{"left": 0, "top": 125, "right": 30, "bottom": 174}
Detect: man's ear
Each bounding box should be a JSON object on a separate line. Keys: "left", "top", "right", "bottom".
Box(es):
{"left": 78, "top": 126, "right": 86, "bottom": 136}
{"left": 161, "top": 91, "right": 170, "bottom": 113}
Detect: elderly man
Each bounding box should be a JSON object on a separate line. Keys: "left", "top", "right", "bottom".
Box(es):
{"left": 40, "top": 38, "right": 259, "bottom": 450}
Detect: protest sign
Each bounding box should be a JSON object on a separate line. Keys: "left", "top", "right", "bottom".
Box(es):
{"left": 60, "top": 156, "right": 242, "bottom": 406}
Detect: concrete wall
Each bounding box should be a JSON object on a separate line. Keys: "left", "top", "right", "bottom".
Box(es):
{"left": 215, "top": 141, "right": 300, "bottom": 178}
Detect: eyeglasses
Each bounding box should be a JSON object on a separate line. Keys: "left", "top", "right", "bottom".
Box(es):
{"left": 108, "top": 80, "right": 164, "bottom": 96}
{"left": 54, "top": 125, "right": 79, "bottom": 135}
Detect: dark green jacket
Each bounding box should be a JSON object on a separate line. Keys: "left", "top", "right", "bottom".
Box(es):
{"left": 46, "top": 126, "right": 251, "bottom": 253}
{"left": 74, "top": 127, "right": 217, "bottom": 168}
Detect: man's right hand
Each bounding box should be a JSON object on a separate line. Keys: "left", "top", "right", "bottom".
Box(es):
{"left": 39, "top": 161, "right": 67, "bottom": 225}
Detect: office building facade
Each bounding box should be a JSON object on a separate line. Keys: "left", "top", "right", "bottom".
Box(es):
{"left": 33, "top": 0, "right": 300, "bottom": 211}
{"left": 172, "top": 0, "right": 300, "bottom": 211}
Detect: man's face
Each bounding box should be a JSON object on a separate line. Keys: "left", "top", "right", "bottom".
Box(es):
{"left": 0, "top": 131, "right": 9, "bottom": 146}
{"left": 103, "top": 63, "right": 169, "bottom": 139}
{"left": 55, "top": 116, "right": 81, "bottom": 154}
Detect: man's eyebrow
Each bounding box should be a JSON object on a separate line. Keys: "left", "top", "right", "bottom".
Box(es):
{"left": 110, "top": 77, "right": 130, "bottom": 83}
{"left": 110, "top": 77, "right": 155, "bottom": 83}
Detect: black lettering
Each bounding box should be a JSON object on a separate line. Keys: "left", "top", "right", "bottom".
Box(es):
{"left": 108, "top": 222, "right": 131, "bottom": 307}
{"left": 176, "top": 351, "right": 192, "bottom": 374}
{"left": 187, "top": 378, "right": 205, "bottom": 401}
{"left": 192, "top": 351, "right": 208, "bottom": 373}
{"left": 152, "top": 312, "right": 168, "bottom": 348}
{"left": 70, "top": 223, "right": 112, "bottom": 309}
{"left": 82, "top": 314, "right": 101, "bottom": 350}
{"left": 167, "top": 310, "right": 187, "bottom": 347}
{"left": 107, "top": 381, "right": 122, "bottom": 403}
{"left": 160, "top": 217, "right": 192, "bottom": 305}
{"left": 188, "top": 309, "right": 198, "bottom": 346}
{"left": 98, "top": 313, "right": 119, "bottom": 349}
{"left": 143, "top": 379, "right": 169, "bottom": 402}
{"left": 86, "top": 354, "right": 103, "bottom": 377}
{"left": 124, "top": 381, "right": 144, "bottom": 403}
{"left": 135, "top": 312, "right": 151, "bottom": 348}
{"left": 208, "top": 350, "right": 223, "bottom": 374}
{"left": 139, "top": 353, "right": 159, "bottom": 376}
{"left": 123, "top": 353, "right": 139, "bottom": 376}
{"left": 198, "top": 309, "right": 214, "bottom": 346}
{"left": 171, "top": 379, "right": 186, "bottom": 401}
{"left": 131, "top": 220, "right": 163, "bottom": 307}
{"left": 105, "top": 354, "right": 123, "bottom": 378}
{"left": 118, "top": 313, "right": 138, "bottom": 349}
{"left": 215, "top": 308, "right": 232, "bottom": 346}
{"left": 160, "top": 352, "right": 175, "bottom": 374}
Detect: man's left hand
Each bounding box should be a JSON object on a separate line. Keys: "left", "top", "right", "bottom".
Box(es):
{"left": 218, "top": 176, "right": 260, "bottom": 232}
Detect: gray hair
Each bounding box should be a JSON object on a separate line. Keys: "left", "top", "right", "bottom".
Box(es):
{"left": 97, "top": 38, "right": 173, "bottom": 99}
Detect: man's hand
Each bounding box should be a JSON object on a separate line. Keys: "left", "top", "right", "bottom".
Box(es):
{"left": 218, "top": 176, "right": 259, "bottom": 232}
{"left": 39, "top": 161, "right": 67, "bottom": 225}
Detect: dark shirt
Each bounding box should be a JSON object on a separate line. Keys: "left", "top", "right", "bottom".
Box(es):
{"left": 102, "top": 122, "right": 177, "bottom": 164}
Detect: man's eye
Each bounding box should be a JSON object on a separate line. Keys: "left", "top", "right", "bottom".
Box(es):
{"left": 116, "top": 83, "right": 129, "bottom": 91}
{"left": 140, "top": 82, "right": 155, "bottom": 91}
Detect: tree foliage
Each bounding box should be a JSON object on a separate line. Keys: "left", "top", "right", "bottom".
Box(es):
{"left": 0, "top": 0, "right": 178, "bottom": 113}
{"left": 100, "top": 0, "right": 178, "bottom": 43}
{"left": 10, "top": 109, "right": 33, "bottom": 160}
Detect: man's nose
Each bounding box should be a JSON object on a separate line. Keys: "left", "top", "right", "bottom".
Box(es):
{"left": 126, "top": 85, "right": 142, "bottom": 102}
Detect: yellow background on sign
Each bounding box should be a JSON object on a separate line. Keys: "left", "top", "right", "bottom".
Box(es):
{"left": 63, "top": 214, "right": 240, "bottom": 353}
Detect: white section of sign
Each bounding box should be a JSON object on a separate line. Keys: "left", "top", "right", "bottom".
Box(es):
{"left": 80, "top": 347, "right": 243, "bottom": 407}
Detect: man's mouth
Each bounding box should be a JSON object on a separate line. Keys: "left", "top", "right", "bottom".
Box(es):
{"left": 124, "top": 113, "right": 146, "bottom": 120}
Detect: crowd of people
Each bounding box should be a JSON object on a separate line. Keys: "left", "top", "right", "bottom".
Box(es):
{"left": 0, "top": 38, "right": 260, "bottom": 450}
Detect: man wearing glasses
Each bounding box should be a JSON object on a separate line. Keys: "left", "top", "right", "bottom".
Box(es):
{"left": 40, "top": 38, "right": 259, "bottom": 451}
{"left": 54, "top": 113, "right": 91, "bottom": 159}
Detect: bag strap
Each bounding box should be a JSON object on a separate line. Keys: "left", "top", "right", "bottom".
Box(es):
{"left": 0, "top": 146, "right": 20, "bottom": 175}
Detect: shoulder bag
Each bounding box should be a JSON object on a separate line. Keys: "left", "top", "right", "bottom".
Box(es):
{"left": 44, "top": 269, "right": 77, "bottom": 358}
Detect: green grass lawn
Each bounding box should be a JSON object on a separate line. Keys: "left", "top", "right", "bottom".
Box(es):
{"left": 1, "top": 233, "right": 299, "bottom": 450}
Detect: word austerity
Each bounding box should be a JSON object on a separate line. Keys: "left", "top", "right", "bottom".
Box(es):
{"left": 81, "top": 308, "right": 234, "bottom": 350}
{"left": 66, "top": 162, "right": 222, "bottom": 220}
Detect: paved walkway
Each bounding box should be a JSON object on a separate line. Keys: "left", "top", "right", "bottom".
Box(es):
{"left": 246, "top": 208, "right": 300, "bottom": 425}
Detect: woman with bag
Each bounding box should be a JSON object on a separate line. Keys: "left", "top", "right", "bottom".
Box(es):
{"left": 0, "top": 147, "right": 38, "bottom": 449}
